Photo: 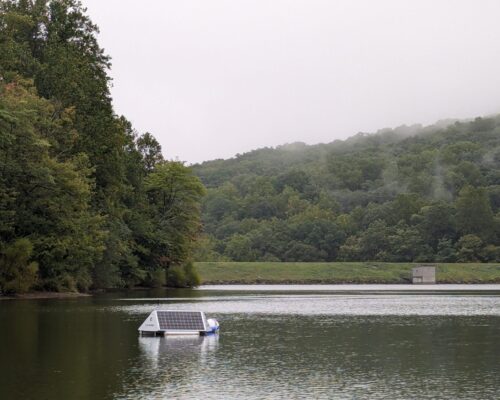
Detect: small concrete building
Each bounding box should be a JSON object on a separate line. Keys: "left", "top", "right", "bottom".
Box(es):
{"left": 412, "top": 265, "right": 436, "bottom": 284}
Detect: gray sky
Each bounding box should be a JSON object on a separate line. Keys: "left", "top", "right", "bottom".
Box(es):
{"left": 83, "top": 0, "right": 500, "bottom": 164}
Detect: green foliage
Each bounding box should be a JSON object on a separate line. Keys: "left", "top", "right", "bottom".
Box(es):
{"left": 455, "top": 186, "right": 495, "bottom": 240}
{"left": 0, "top": 1, "right": 205, "bottom": 292}
{"left": 456, "top": 235, "right": 484, "bottom": 262}
{"left": 137, "top": 132, "right": 164, "bottom": 171}
{"left": 225, "top": 234, "right": 258, "bottom": 261}
{"left": 143, "top": 161, "right": 205, "bottom": 269}
{"left": 192, "top": 234, "right": 228, "bottom": 262}
{"left": 146, "top": 269, "right": 166, "bottom": 288}
{"left": 166, "top": 262, "right": 201, "bottom": 288}
{"left": 166, "top": 265, "right": 186, "bottom": 288}
{"left": 194, "top": 118, "right": 500, "bottom": 263}
{"left": 184, "top": 261, "right": 201, "bottom": 287}
{"left": 0, "top": 239, "right": 38, "bottom": 294}
{"left": 0, "top": 78, "right": 105, "bottom": 291}
{"left": 435, "top": 239, "right": 457, "bottom": 262}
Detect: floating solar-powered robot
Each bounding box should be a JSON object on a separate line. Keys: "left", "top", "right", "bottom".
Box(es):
{"left": 138, "top": 310, "right": 220, "bottom": 336}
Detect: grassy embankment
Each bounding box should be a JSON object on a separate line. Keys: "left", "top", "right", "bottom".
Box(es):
{"left": 195, "top": 262, "right": 500, "bottom": 284}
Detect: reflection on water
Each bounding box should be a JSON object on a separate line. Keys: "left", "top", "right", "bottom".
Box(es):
{"left": 116, "top": 336, "right": 219, "bottom": 400}
{"left": 1, "top": 285, "right": 500, "bottom": 399}
{"left": 199, "top": 284, "right": 500, "bottom": 291}
{"left": 122, "top": 314, "right": 500, "bottom": 400}
{"left": 117, "top": 294, "right": 500, "bottom": 317}
{"left": 138, "top": 334, "right": 219, "bottom": 365}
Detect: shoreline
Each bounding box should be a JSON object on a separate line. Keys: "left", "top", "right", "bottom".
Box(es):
{"left": 0, "top": 292, "right": 92, "bottom": 300}
{"left": 2, "top": 280, "right": 500, "bottom": 300}
{"left": 3, "top": 261, "right": 500, "bottom": 300}
{"left": 200, "top": 279, "right": 500, "bottom": 285}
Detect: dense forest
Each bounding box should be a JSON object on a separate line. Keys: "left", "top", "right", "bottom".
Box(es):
{"left": 193, "top": 118, "right": 500, "bottom": 263}
{"left": 0, "top": 0, "right": 204, "bottom": 294}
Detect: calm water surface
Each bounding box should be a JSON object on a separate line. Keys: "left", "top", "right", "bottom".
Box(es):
{"left": 1, "top": 285, "right": 499, "bottom": 399}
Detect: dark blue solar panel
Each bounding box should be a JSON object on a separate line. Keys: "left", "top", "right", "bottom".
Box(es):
{"left": 157, "top": 311, "right": 205, "bottom": 331}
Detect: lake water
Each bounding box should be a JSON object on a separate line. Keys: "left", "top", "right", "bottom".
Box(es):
{"left": 1, "top": 285, "right": 500, "bottom": 399}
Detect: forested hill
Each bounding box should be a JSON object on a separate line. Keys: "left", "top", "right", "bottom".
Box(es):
{"left": 0, "top": 0, "right": 203, "bottom": 294}
{"left": 193, "top": 117, "right": 500, "bottom": 263}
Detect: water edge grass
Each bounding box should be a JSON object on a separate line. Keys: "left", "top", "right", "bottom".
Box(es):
{"left": 195, "top": 262, "right": 500, "bottom": 284}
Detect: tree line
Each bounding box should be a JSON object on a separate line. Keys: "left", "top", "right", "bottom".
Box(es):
{"left": 193, "top": 118, "right": 500, "bottom": 263}
{"left": 0, "top": 0, "right": 204, "bottom": 293}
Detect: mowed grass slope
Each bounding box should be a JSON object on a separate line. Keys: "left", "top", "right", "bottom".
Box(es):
{"left": 195, "top": 262, "right": 500, "bottom": 284}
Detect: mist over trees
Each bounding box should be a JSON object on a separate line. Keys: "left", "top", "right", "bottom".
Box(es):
{"left": 0, "top": 0, "right": 204, "bottom": 293}
{"left": 193, "top": 119, "right": 500, "bottom": 263}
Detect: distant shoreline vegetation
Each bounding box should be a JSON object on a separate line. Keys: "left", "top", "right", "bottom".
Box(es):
{"left": 196, "top": 262, "right": 500, "bottom": 284}
{"left": 192, "top": 117, "right": 500, "bottom": 265}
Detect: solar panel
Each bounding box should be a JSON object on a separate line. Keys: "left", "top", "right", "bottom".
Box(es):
{"left": 157, "top": 311, "right": 205, "bottom": 331}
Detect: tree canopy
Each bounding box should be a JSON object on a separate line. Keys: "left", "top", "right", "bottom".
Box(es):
{"left": 0, "top": 0, "right": 203, "bottom": 293}
{"left": 193, "top": 119, "right": 500, "bottom": 263}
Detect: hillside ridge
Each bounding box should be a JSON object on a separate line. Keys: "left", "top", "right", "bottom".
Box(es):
{"left": 193, "top": 115, "right": 500, "bottom": 263}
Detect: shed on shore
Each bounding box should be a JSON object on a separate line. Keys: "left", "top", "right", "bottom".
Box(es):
{"left": 412, "top": 266, "right": 436, "bottom": 284}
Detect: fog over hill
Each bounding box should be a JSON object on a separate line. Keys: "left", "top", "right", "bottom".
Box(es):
{"left": 84, "top": 0, "right": 500, "bottom": 164}
{"left": 192, "top": 116, "right": 500, "bottom": 263}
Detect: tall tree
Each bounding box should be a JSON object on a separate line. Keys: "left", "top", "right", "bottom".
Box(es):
{"left": 143, "top": 161, "right": 205, "bottom": 276}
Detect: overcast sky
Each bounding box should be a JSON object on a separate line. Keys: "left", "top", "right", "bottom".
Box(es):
{"left": 83, "top": 0, "right": 500, "bottom": 164}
